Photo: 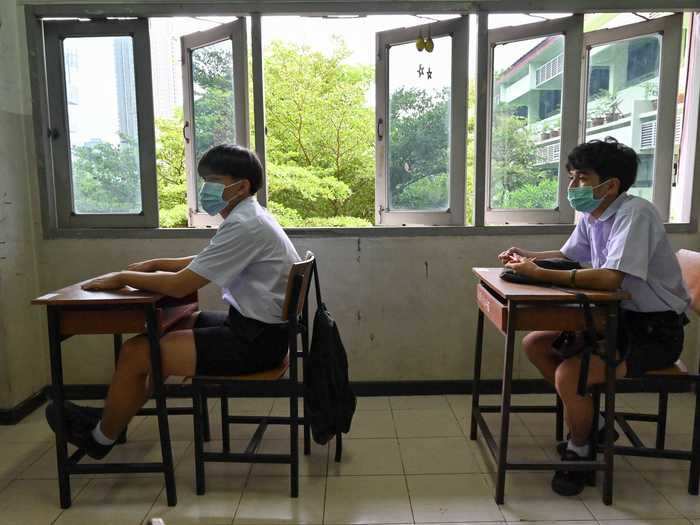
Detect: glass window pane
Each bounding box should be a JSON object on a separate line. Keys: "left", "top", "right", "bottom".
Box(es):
{"left": 584, "top": 34, "right": 661, "bottom": 202}
{"left": 63, "top": 36, "right": 142, "bottom": 214}
{"left": 489, "top": 35, "right": 563, "bottom": 210}
{"left": 388, "top": 36, "right": 451, "bottom": 211}
{"left": 191, "top": 39, "right": 236, "bottom": 209}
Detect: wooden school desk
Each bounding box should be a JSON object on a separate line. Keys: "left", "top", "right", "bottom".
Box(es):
{"left": 470, "top": 268, "right": 628, "bottom": 506}
{"left": 32, "top": 281, "right": 198, "bottom": 509}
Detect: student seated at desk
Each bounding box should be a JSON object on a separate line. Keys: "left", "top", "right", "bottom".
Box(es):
{"left": 46, "top": 144, "right": 300, "bottom": 460}
{"left": 498, "top": 137, "right": 690, "bottom": 497}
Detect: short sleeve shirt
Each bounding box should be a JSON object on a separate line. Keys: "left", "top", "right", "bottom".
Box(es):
{"left": 561, "top": 193, "right": 690, "bottom": 314}
{"left": 187, "top": 197, "right": 301, "bottom": 324}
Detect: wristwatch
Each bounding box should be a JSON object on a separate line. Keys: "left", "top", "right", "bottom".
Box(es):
{"left": 570, "top": 269, "right": 577, "bottom": 287}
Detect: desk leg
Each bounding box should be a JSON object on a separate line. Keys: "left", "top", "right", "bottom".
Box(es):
{"left": 470, "top": 310, "right": 485, "bottom": 440}
{"left": 48, "top": 307, "right": 71, "bottom": 509}
{"left": 603, "top": 303, "right": 618, "bottom": 506}
{"left": 113, "top": 334, "right": 128, "bottom": 445}
{"left": 146, "top": 306, "right": 177, "bottom": 507}
{"left": 496, "top": 305, "right": 516, "bottom": 505}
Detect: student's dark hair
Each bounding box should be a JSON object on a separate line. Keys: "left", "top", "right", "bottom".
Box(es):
{"left": 566, "top": 137, "right": 639, "bottom": 193}
{"left": 197, "top": 144, "right": 263, "bottom": 195}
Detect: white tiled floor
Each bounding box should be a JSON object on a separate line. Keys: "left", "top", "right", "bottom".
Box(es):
{"left": 0, "top": 393, "right": 698, "bottom": 524}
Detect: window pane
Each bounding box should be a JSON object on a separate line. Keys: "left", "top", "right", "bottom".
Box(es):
{"left": 584, "top": 34, "right": 661, "bottom": 202}
{"left": 490, "top": 35, "right": 563, "bottom": 210}
{"left": 63, "top": 36, "right": 142, "bottom": 214}
{"left": 388, "top": 36, "right": 451, "bottom": 211}
{"left": 191, "top": 39, "right": 236, "bottom": 209}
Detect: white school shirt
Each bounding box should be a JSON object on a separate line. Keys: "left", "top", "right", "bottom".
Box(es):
{"left": 187, "top": 197, "right": 301, "bottom": 324}
{"left": 561, "top": 193, "right": 690, "bottom": 314}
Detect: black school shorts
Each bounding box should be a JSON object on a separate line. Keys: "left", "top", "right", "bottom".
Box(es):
{"left": 193, "top": 306, "right": 288, "bottom": 376}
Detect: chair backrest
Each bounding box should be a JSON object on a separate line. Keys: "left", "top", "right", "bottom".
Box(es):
{"left": 281, "top": 252, "right": 315, "bottom": 321}
{"left": 677, "top": 249, "right": 700, "bottom": 314}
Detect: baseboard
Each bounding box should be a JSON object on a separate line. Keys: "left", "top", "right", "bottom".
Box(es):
{"left": 4, "top": 378, "right": 692, "bottom": 426}
{"left": 0, "top": 387, "right": 49, "bottom": 425}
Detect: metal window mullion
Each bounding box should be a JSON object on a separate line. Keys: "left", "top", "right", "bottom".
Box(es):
{"left": 473, "top": 12, "right": 488, "bottom": 227}
{"left": 374, "top": 31, "right": 389, "bottom": 225}
{"left": 448, "top": 16, "right": 468, "bottom": 226}
{"left": 231, "top": 18, "right": 250, "bottom": 148}
{"left": 251, "top": 14, "right": 267, "bottom": 206}
{"left": 653, "top": 13, "right": 683, "bottom": 222}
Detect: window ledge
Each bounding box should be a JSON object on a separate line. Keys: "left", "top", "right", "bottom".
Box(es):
{"left": 44, "top": 219, "right": 696, "bottom": 239}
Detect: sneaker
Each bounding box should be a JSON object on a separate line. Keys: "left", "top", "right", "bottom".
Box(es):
{"left": 556, "top": 426, "right": 619, "bottom": 456}
{"left": 45, "top": 401, "right": 115, "bottom": 460}
{"left": 551, "top": 448, "right": 588, "bottom": 496}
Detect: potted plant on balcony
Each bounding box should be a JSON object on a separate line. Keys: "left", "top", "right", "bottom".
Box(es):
{"left": 550, "top": 117, "right": 561, "bottom": 138}
{"left": 595, "top": 90, "right": 622, "bottom": 123}
{"left": 540, "top": 123, "right": 552, "bottom": 141}
{"left": 645, "top": 79, "right": 659, "bottom": 110}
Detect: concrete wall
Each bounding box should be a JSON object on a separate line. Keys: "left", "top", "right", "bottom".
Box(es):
{"left": 0, "top": 0, "right": 699, "bottom": 408}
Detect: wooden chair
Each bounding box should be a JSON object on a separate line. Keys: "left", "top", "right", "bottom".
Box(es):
{"left": 581, "top": 249, "right": 700, "bottom": 494}
{"left": 191, "top": 253, "right": 315, "bottom": 498}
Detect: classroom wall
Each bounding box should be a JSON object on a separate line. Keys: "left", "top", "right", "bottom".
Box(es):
{"left": 1, "top": 0, "right": 699, "bottom": 409}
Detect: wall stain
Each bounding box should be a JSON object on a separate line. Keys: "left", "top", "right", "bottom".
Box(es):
{"left": 356, "top": 310, "right": 362, "bottom": 322}
{"left": 369, "top": 333, "right": 375, "bottom": 342}
{"left": 425, "top": 261, "right": 429, "bottom": 279}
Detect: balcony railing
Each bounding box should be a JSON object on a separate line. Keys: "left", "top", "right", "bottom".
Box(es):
{"left": 535, "top": 54, "right": 563, "bottom": 86}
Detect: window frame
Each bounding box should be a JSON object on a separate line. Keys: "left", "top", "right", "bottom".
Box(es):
{"left": 375, "top": 16, "right": 469, "bottom": 226}
{"left": 484, "top": 15, "right": 583, "bottom": 226}
{"left": 581, "top": 14, "right": 683, "bottom": 222}
{"left": 181, "top": 18, "right": 250, "bottom": 228}
{"left": 43, "top": 18, "right": 158, "bottom": 228}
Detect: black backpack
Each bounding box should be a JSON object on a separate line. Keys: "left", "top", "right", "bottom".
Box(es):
{"left": 304, "top": 263, "right": 356, "bottom": 448}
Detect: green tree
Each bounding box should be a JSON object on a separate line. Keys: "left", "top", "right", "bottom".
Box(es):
{"left": 155, "top": 110, "right": 188, "bottom": 227}
{"left": 264, "top": 39, "right": 375, "bottom": 220}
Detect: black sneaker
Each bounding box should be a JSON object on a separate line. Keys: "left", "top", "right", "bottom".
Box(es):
{"left": 45, "top": 401, "right": 115, "bottom": 460}
{"left": 551, "top": 448, "right": 588, "bottom": 496}
{"left": 556, "top": 426, "right": 619, "bottom": 456}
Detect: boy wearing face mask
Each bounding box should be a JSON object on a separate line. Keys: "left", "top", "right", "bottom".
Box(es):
{"left": 498, "top": 137, "right": 690, "bottom": 497}
{"left": 45, "top": 144, "right": 300, "bottom": 460}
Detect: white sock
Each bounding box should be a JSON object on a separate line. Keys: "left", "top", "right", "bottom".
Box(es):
{"left": 567, "top": 439, "right": 590, "bottom": 457}
{"left": 92, "top": 421, "right": 116, "bottom": 446}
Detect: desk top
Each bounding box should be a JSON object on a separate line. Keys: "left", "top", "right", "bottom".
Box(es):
{"left": 32, "top": 278, "right": 166, "bottom": 306}
{"left": 473, "top": 268, "right": 629, "bottom": 302}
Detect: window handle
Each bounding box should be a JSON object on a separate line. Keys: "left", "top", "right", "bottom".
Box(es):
{"left": 183, "top": 121, "right": 191, "bottom": 144}
{"left": 48, "top": 127, "right": 59, "bottom": 140}
{"left": 377, "top": 118, "right": 384, "bottom": 141}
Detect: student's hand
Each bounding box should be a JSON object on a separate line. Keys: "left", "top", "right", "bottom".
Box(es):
{"left": 81, "top": 272, "right": 125, "bottom": 291}
{"left": 505, "top": 256, "right": 540, "bottom": 279}
{"left": 498, "top": 247, "right": 531, "bottom": 265}
{"left": 127, "top": 259, "right": 157, "bottom": 272}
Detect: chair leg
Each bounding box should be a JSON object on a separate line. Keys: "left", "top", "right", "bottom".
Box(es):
{"left": 303, "top": 398, "right": 311, "bottom": 456}
{"left": 688, "top": 384, "right": 700, "bottom": 495}
{"left": 193, "top": 388, "right": 206, "bottom": 496}
{"left": 202, "top": 393, "right": 211, "bottom": 443}
{"left": 587, "top": 390, "right": 601, "bottom": 487}
{"left": 290, "top": 393, "right": 299, "bottom": 498}
{"left": 221, "top": 395, "right": 230, "bottom": 453}
{"left": 656, "top": 391, "right": 669, "bottom": 450}
{"left": 555, "top": 395, "right": 564, "bottom": 442}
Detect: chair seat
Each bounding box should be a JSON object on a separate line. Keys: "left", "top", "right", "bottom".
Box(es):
{"left": 644, "top": 360, "right": 688, "bottom": 376}
{"left": 183, "top": 352, "right": 290, "bottom": 383}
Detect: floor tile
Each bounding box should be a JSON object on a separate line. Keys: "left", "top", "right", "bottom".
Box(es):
{"left": 344, "top": 411, "right": 396, "bottom": 439}
{"left": 0, "top": 441, "right": 53, "bottom": 486}
{"left": 399, "top": 437, "right": 483, "bottom": 474}
{"left": 355, "top": 396, "right": 391, "bottom": 411}
{"left": 234, "top": 476, "right": 325, "bottom": 524}
{"left": 251, "top": 439, "right": 328, "bottom": 477}
{"left": 390, "top": 395, "right": 450, "bottom": 411}
{"left": 393, "top": 409, "right": 462, "bottom": 438}
{"left": 0, "top": 478, "right": 90, "bottom": 525}
{"left": 581, "top": 470, "right": 681, "bottom": 520}
{"left": 55, "top": 477, "right": 164, "bottom": 524}
{"left": 407, "top": 473, "right": 503, "bottom": 523}
{"left": 642, "top": 470, "right": 700, "bottom": 518}
{"left": 495, "top": 472, "right": 594, "bottom": 521}
{"left": 325, "top": 475, "right": 412, "bottom": 524}
{"left": 328, "top": 438, "right": 403, "bottom": 476}
{"left": 0, "top": 405, "right": 56, "bottom": 444}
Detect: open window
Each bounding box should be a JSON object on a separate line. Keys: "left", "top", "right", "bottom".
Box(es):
{"left": 375, "top": 17, "right": 469, "bottom": 226}
{"left": 44, "top": 18, "right": 158, "bottom": 228}
{"left": 181, "top": 19, "right": 250, "bottom": 227}
{"left": 485, "top": 15, "right": 583, "bottom": 225}
{"left": 582, "top": 14, "right": 683, "bottom": 221}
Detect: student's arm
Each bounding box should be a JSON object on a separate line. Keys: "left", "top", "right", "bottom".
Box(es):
{"left": 127, "top": 256, "right": 195, "bottom": 273}
{"left": 81, "top": 268, "right": 209, "bottom": 298}
{"left": 506, "top": 257, "right": 624, "bottom": 291}
{"left": 498, "top": 247, "right": 567, "bottom": 264}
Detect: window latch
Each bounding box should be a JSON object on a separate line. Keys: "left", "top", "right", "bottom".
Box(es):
{"left": 672, "top": 161, "right": 678, "bottom": 187}
{"left": 377, "top": 118, "right": 384, "bottom": 141}
{"left": 47, "top": 127, "right": 59, "bottom": 140}
{"left": 182, "top": 121, "right": 191, "bottom": 144}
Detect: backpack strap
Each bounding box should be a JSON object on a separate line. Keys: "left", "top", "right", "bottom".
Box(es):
{"left": 313, "top": 260, "right": 323, "bottom": 306}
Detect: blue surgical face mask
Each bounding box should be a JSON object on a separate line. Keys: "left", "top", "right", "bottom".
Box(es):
{"left": 199, "top": 180, "right": 244, "bottom": 216}
{"left": 567, "top": 180, "right": 611, "bottom": 213}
